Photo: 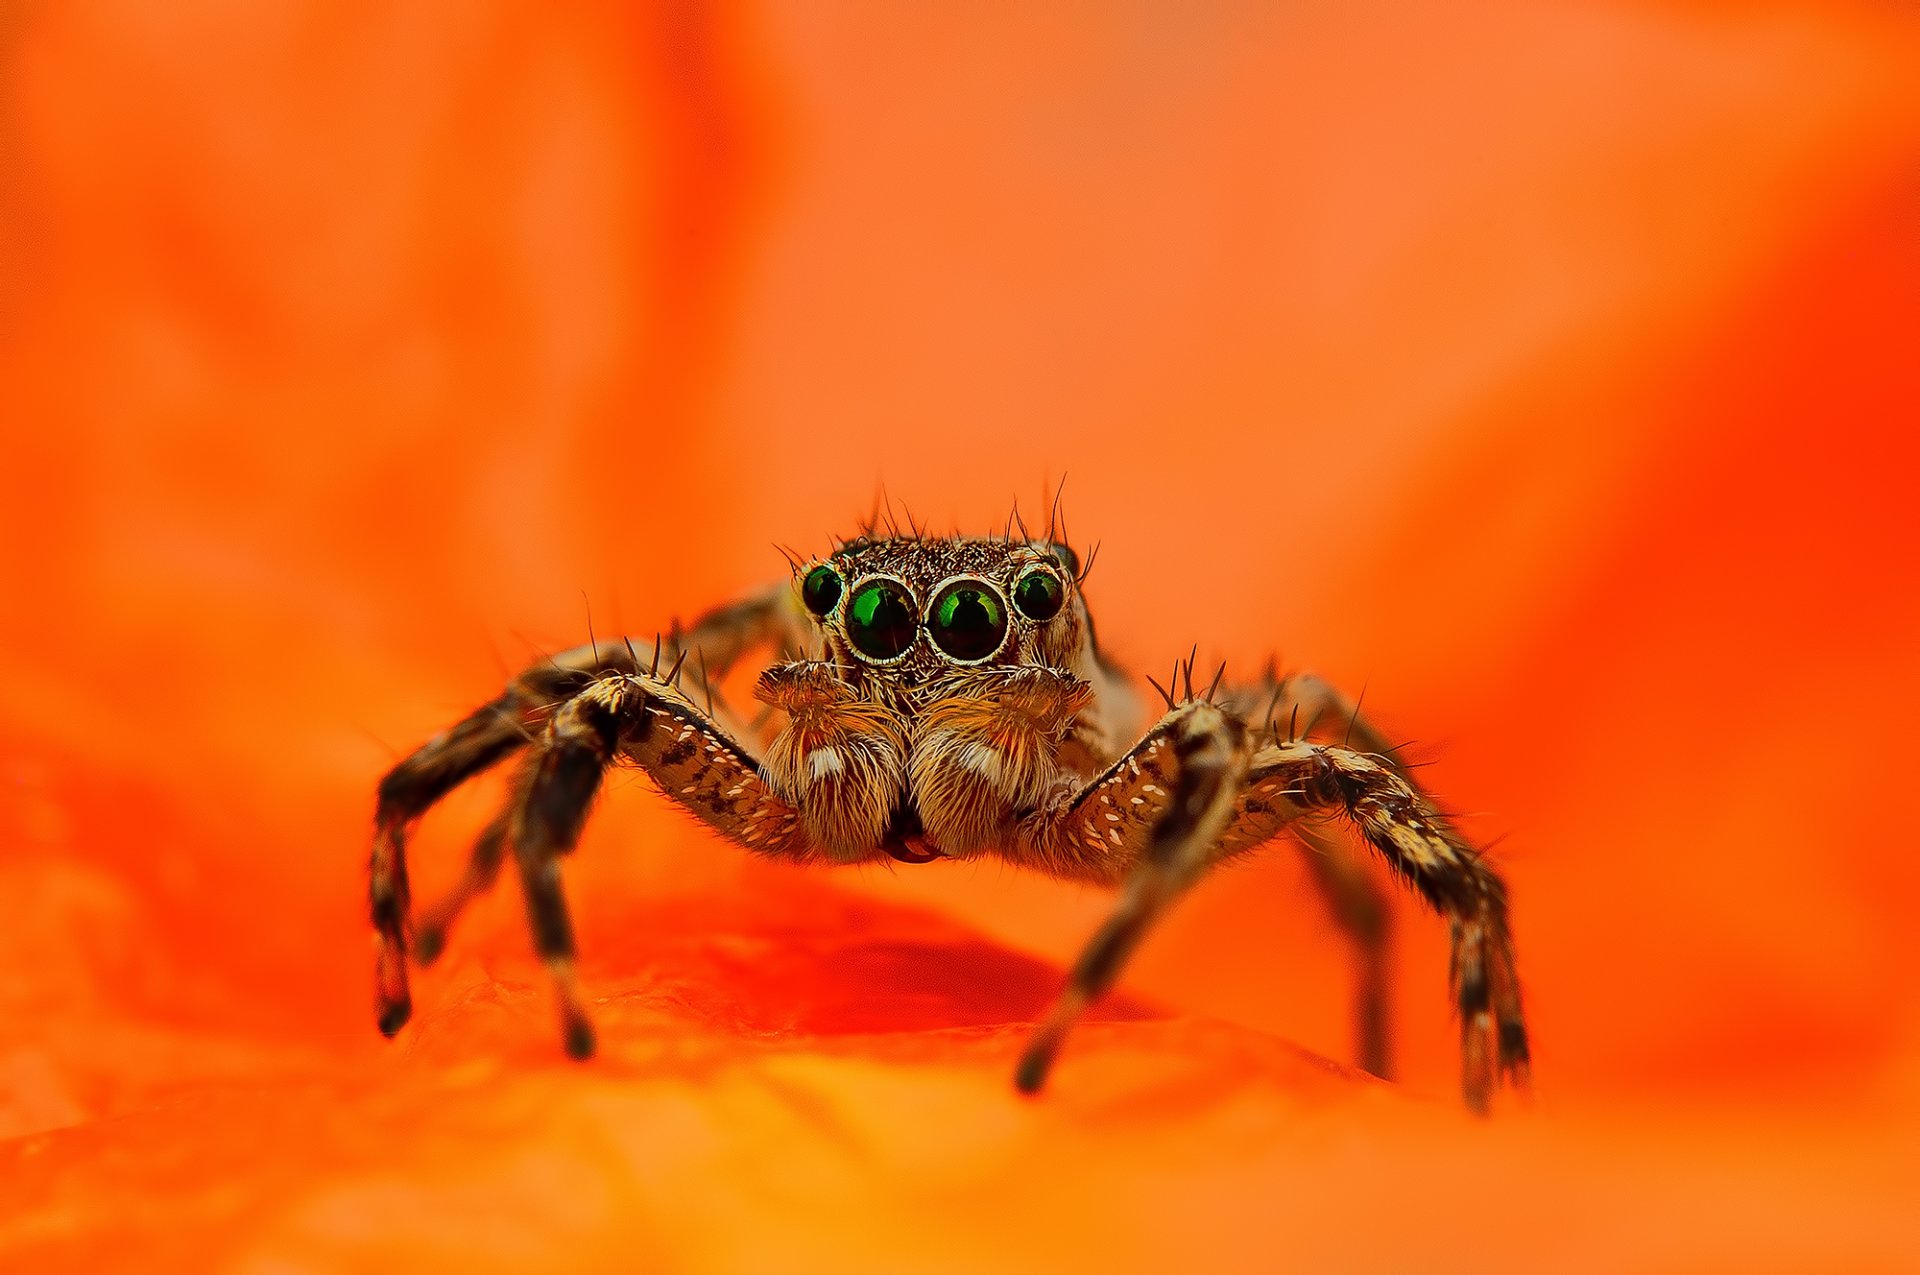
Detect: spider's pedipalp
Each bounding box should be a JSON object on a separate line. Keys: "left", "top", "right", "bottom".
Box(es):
{"left": 757, "top": 661, "right": 908, "bottom": 860}
{"left": 907, "top": 666, "right": 1091, "bottom": 858}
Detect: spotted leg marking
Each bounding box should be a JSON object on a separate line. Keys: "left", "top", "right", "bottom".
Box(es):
{"left": 1250, "top": 740, "right": 1530, "bottom": 1112}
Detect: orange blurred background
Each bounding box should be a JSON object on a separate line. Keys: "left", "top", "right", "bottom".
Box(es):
{"left": 4, "top": 2, "right": 1919, "bottom": 1270}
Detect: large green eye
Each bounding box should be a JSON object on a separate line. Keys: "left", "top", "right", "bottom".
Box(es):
{"left": 846, "top": 578, "right": 917, "bottom": 661}
{"left": 927, "top": 579, "right": 1008, "bottom": 663}
{"left": 1012, "top": 566, "right": 1065, "bottom": 621}
{"left": 802, "top": 564, "right": 843, "bottom": 616}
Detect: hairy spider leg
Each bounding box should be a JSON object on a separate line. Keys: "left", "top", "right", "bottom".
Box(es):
{"left": 755, "top": 661, "right": 911, "bottom": 862}
{"left": 505, "top": 670, "right": 812, "bottom": 1057}
{"left": 1215, "top": 669, "right": 1414, "bottom": 1080}
{"left": 1235, "top": 741, "right": 1530, "bottom": 1112}
{"left": 370, "top": 672, "right": 579, "bottom": 1038}
{"left": 1011, "top": 700, "right": 1252, "bottom": 1093}
{"left": 1288, "top": 819, "right": 1394, "bottom": 1077}
{"left": 1005, "top": 691, "right": 1529, "bottom": 1113}
{"left": 409, "top": 794, "right": 514, "bottom": 965}
{"left": 367, "top": 585, "right": 803, "bottom": 1038}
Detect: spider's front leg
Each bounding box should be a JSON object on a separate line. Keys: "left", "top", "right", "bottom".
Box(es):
{"left": 1010, "top": 698, "right": 1530, "bottom": 1113}
{"left": 1010, "top": 699, "right": 1253, "bottom": 1093}
{"left": 368, "top": 585, "right": 803, "bottom": 1038}
{"left": 492, "top": 669, "right": 815, "bottom": 1057}
{"left": 483, "top": 658, "right": 912, "bottom": 1057}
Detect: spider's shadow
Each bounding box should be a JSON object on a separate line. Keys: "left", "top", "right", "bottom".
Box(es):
{"left": 570, "top": 875, "right": 1163, "bottom": 1039}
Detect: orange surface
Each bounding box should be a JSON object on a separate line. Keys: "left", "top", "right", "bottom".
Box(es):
{"left": 4, "top": 3, "right": 1920, "bottom": 1271}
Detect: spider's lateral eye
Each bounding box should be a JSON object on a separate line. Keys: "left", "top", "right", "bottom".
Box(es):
{"left": 1048, "top": 542, "right": 1080, "bottom": 576}
{"left": 1012, "top": 566, "right": 1066, "bottom": 622}
{"left": 927, "top": 580, "right": 1008, "bottom": 662}
{"left": 801, "top": 564, "right": 843, "bottom": 617}
{"left": 846, "top": 578, "right": 917, "bottom": 660}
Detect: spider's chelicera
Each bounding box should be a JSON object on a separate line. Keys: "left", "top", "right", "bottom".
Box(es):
{"left": 367, "top": 516, "right": 1531, "bottom": 1111}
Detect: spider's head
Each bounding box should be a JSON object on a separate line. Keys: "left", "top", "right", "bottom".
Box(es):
{"left": 793, "top": 533, "right": 1090, "bottom": 693}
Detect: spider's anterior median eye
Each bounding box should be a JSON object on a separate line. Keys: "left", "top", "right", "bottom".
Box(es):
{"left": 927, "top": 580, "right": 1008, "bottom": 662}
{"left": 802, "top": 564, "right": 843, "bottom": 617}
{"left": 1011, "top": 566, "right": 1066, "bottom": 622}
{"left": 846, "top": 578, "right": 917, "bottom": 661}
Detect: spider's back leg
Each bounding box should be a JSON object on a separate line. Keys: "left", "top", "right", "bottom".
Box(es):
{"left": 1248, "top": 739, "right": 1531, "bottom": 1111}
{"left": 1216, "top": 670, "right": 1410, "bottom": 1079}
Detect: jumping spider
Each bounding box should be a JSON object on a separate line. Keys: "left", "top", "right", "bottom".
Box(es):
{"left": 368, "top": 520, "right": 1531, "bottom": 1111}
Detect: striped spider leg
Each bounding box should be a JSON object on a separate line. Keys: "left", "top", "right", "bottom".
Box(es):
{"left": 1213, "top": 669, "right": 1423, "bottom": 1080}
{"left": 367, "top": 584, "right": 807, "bottom": 1043}
{"left": 1008, "top": 684, "right": 1530, "bottom": 1113}
{"left": 476, "top": 656, "right": 924, "bottom": 1054}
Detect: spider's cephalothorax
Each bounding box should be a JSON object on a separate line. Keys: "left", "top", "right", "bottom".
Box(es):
{"left": 366, "top": 523, "right": 1531, "bottom": 1112}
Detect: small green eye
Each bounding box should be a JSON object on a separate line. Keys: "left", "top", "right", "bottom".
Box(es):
{"left": 846, "top": 578, "right": 917, "bottom": 661}
{"left": 802, "top": 564, "right": 843, "bottom": 616}
{"left": 1012, "top": 567, "right": 1065, "bottom": 621}
{"left": 928, "top": 580, "right": 1008, "bottom": 662}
